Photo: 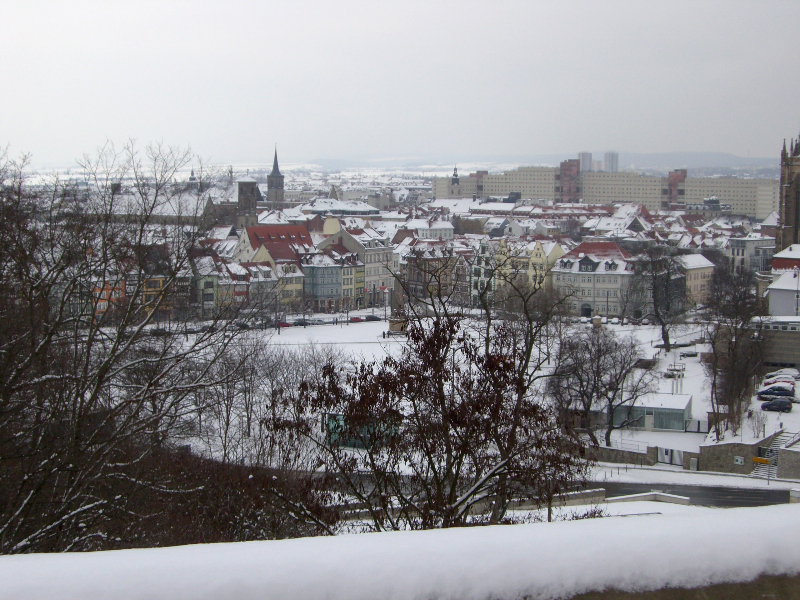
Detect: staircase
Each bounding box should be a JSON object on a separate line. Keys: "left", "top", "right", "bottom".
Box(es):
{"left": 752, "top": 431, "right": 796, "bottom": 479}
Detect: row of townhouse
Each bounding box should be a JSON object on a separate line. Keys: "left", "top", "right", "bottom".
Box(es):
{"left": 551, "top": 241, "right": 715, "bottom": 318}
{"left": 469, "top": 238, "right": 566, "bottom": 308}
{"left": 203, "top": 222, "right": 393, "bottom": 315}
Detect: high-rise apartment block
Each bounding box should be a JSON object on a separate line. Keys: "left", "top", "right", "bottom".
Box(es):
{"left": 578, "top": 152, "right": 593, "bottom": 173}
{"left": 603, "top": 151, "right": 619, "bottom": 173}
{"left": 432, "top": 164, "right": 778, "bottom": 219}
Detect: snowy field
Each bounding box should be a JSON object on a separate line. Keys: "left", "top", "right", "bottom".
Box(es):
{"left": 236, "top": 319, "right": 800, "bottom": 486}
{"left": 2, "top": 503, "right": 798, "bottom": 600}
{"left": 267, "top": 318, "right": 400, "bottom": 362}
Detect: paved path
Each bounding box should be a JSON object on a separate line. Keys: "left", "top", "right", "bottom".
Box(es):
{"left": 586, "top": 481, "right": 790, "bottom": 507}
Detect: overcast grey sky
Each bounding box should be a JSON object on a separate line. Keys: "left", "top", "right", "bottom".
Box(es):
{"left": 3, "top": 0, "right": 799, "bottom": 167}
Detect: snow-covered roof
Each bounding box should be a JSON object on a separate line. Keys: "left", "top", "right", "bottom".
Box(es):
{"left": 676, "top": 254, "right": 714, "bottom": 270}
{"left": 768, "top": 270, "right": 800, "bottom": 291}
{"left": 637, "top": 393, "right": 692, "bottom": 411}
{"left": 761, "top": 211, "right": 779, "bottom": 227}
{"left": 300, "top": 198, "right": 379, "bottom": 215}
{"left": 428, "top": 198, "right": 480, "bottom": 215}
{"left": 406, "top": 219, "right": 454, "bottom": 231}
{"left": 773, "top": 244, "right": 800, "bottom": 260}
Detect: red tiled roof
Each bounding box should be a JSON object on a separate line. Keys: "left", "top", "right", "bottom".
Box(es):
{"left": 562, "top": 241, "right": 631, "bottom": 260}
{"left": 245, "top": 224, "right": 312, "bottom": 249}
{"left": 259, "top": 242, "right": 304, "bottom": 265}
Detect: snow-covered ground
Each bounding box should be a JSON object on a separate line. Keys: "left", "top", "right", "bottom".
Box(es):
{"left": 239, "top": 320, "right": 799, "bottom": 482}
{"left": 591, "top": 462, "right": 800, "bottom": 489}
{"left": 3, "top": 503, "right": 798, "bottom": 600}
{"left": 269, "top": 317, "right": 399, "bottom": 362}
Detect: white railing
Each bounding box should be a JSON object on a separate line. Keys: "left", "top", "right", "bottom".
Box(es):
{"left": 784, "top": 431, "right": 800, "bottom": 449}
{"left": 608, "top": 438, "right": 648, "bottom": 454}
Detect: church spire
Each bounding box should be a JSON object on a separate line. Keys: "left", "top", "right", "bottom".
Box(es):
{"left": 270, "top": 146, "right": 282, "bottom": 177}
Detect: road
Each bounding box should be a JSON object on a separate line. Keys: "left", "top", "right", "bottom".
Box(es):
{"left": 585, "top": 481, "right": 790, "bottom": 507}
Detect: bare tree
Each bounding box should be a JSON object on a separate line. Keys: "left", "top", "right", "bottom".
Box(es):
{"left": 631, "top": 246, "right": 687, "bottom": 351}
{"left": 0, "top": 143, "right": 253, "bottom": 553}
{"left": 703, "top": 266, "right": 767, "bottom": 440}
{"left": 290, "top": 311, "right": 587, "bottom": 530}
{"left": 549, "top": 327, "right": 656, "bottom": 447}
{"left": 291, "top": 238, "right": 591, "bottom": 530}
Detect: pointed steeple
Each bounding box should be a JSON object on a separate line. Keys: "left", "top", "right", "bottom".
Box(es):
{"left": 783, "top": 139, "right": 788, "bottom": 161}
{"left": 270, "top": 146, "right": 282, "bottom": 177}
{"left": 266, "top": 144, "right": 285, "bottom": 204}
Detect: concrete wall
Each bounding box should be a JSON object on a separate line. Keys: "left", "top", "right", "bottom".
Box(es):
{"left": 777, "top": 447, "right": 800, "bottom": 479}
{"left": 697, "top": 432, "right": 779, "bottom": 475}
{"left": 762, "top": 325, "right": 800, "bottom": 368}
{"left": 589, "top": 445, "right": 658, "bottom": 466}
{"left": 682, "top": 451, "right": 700, "bottom": 470}
{"left": 511, "top": 488, "right": 606, "bottom": 510}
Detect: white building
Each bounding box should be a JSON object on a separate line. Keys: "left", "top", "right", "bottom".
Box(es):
{"left": 552, "top": 241, "right": 635, "bottom": 317}
{"left": 729, "top": 233, "right": 775, "bottom": 274}
{"left": 768, "top": 269, "right": 800, "bottom": 317}
{"left": 676, "top": 254, "right": 715, "bottom": 307}
{"left": 405, "top": 219, "right": 454, "bottom": 240}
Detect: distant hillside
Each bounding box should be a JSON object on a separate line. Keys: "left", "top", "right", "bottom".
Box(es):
{"left": 309, "top": 151, "right": 778, "bottom": 173}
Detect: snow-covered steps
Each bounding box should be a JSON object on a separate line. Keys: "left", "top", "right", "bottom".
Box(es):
{"left": 751, "top": 431, "right": 797, "bottom": 480}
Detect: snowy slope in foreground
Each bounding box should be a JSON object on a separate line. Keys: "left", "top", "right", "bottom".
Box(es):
{"left": 2, "top": 505, "right": 799, "bottom": 600}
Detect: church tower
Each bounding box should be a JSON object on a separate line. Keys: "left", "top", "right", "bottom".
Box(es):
{"left": 777, "top": 134, "right": 800, "bottom": 253}
{"left": 267, "top": 147, "right": 285, "bottom": 205}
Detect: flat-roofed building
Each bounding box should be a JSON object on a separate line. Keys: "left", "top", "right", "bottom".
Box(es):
{"left": 432, "top": 166, "right": 778, "bottom": 218}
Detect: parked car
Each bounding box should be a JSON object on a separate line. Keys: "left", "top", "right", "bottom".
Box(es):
{"left": 277, "top": 321, "right": 292, "bottom": 328}
{"left": 641, "top": 318, "right": 650, "bottom": 325}
{"left": 349, "top": 316, "right": 364, "bottom": 323}
{"left": 761, "top": 398, "right": 793, "bottom": 412}
{"left": 579, "top": 317, "right": 589, "bottom": 324}
{"left": 763, "top": 376, "right": 796, "bottom": 387}
{"left": 292, "top": 319, "right": 309, "bottom": 326}
{"left": 149, "top": 328, "right": 169, "bottom": 337}
{"left": 610, "top": 317, "right": 620, "bottom": 325}
{"left": 365, "top": 315, "right": 382, "bottom": 322}
{"left": 679, "top": 350, "right": 698, "bottom": 359}
{"left": 757, "top": 384, "right": 794, "bottom": 397}
{"left": 309, "top": 318, "right": 325, "bottom": 326}
{"left": 764, "top": 368, "right": 800, "bottom": 380}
